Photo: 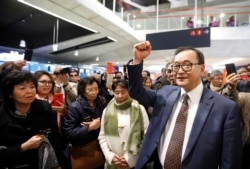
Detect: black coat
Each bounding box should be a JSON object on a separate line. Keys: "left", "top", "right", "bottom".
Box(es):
{"left": 63, "top": 95, "right": 107, "bottom": 146}
{"left": 0, "top": 99, "right": 63, "bottom": 169}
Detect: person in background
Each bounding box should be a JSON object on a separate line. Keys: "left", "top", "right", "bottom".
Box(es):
{"left": 98, "top": 79, "right": 149, "bottom": 169}
{"left": 202, "top": 70, "right": 211, "bottom": 87}
{"left": 226, "top": 15, "right": 237, "bottom": 26}
{"left": 142, "top": 76, "right": 154, "bottom": 118}
{"left": 114, "top": 71, "right": 124, "bottom": 79}
{"left": 186, "top": 17, "right": 194, "bottom": 28}
{"left": 143, "top": 76, "right": 153, "bottom": 89}
{"left": 142, "top": 70, "right": 151, "bottom": 78}
{"left": 34, "top": 70, "right": 70, "bottom": 168}
{"left": 63, "top": 76, "right": 107, "bottom": 169}
{"left": 208, "top": 16, "right": 220, "bottom": 27}
{"left": 93, "top": 73, "right": 114, "bottom": 103}
{"left": 69, "top": 68, "right": 80, "bottom": 83}
{"left": 0, "top": 70, "right": 64, "bottom": 169}
{"left": 53, "top": 67, "right": 77, "bottom": 107}
{"left": 166, "top": 61, "right": 177, "bottom": 86}
{"left": 34, "top": 70, "right": 55, "bottom": 104}
{"left": 127, "top": 41, "right": 242, "bottom": 169}
{"left": 0, "top": 60, "right": 27, "bottom": 106}
{"left": 237, "top": 67, "right": 250, "bottom": 92}
{"left": 207, "top": 70, "right": 240, "bottom": 101}
{"left": 152, "top": 67, "right": 170, "bottom": 90}
{"left": 155, "top": 68, "right": 167, "bottom": 81}
{"left": 34, "top": 70, "right": 66, "bottom": 126}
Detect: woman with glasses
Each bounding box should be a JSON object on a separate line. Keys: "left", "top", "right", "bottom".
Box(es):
{"left": 34, "top": 70, "right": 66, "bottom": 113}
{"left": 63, "top": 76, "right": 107, "bottom": 169}
{"left": 34, "top": 70, "right": 55, "bottom": 104}
{"left": 0, "top": 70, "right": 64, "bottom": 169}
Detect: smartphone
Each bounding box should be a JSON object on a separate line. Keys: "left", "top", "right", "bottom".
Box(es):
{"left": 52, "top": 93, "right": 63, "bottom": 107}
{"left": 38, "top": 128, "right": 51, "bottom": 137}
{"left": 225, "top": 63, "right": 237, "bottom": 75}
{"left": 83, "top": 116, "right": 92, "bottom": 122}
{"left": 106, "top": 62, "right": 113, "bottom": 74}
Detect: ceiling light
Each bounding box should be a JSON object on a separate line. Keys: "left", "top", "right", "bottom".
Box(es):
{"left": 19, "top": 40, "right": 26, "bottom": 47}
{"left": 96, "top": 56, "right": 99, "bottom": 61}
{"left": 74, "top": 50, "right": 78, "bottom": 56}
{"left": 220, "top": 13, "right": 225, "bottom": 18}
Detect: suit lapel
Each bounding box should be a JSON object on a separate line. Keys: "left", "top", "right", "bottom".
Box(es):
{"left": 159, "top": 89, "right": 180, "bottom": 133}
{"left": 183, "top": 88, "right": 214, "bottom": 161}
{"left": 141, "top": 88, "right": 180, "bottom": 158}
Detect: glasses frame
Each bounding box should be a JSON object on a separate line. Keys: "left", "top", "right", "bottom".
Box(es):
{"left": 172, "top": 62, "right": 200, "bottom": 72}
{"left": 38, "top": 80, "right": 54, "bottom": 85}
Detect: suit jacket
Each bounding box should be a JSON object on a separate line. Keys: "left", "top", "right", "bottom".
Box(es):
{"left": 127, "top": 62, "right": 242, "bottom": 169}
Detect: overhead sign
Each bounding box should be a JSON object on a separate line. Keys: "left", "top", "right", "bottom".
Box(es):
{"left": 146, "top": 27, "right": 211, "bottom": 50}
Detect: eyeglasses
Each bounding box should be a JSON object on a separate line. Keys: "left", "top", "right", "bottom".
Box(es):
{"left": 172, "top": 62, "right": 200, "bottom": 72}
{"left": 38, "top": 80, "right": 54, "bottom": 85}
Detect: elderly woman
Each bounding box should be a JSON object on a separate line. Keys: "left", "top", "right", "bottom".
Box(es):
{"left": 98, "top": 79, "right": 149, "bottom": 169}
{"left": 0, "top": 70, "right": 63, "bottom": 169}
{"left": 63, "top": 76, "right": 107, "bottom": 169}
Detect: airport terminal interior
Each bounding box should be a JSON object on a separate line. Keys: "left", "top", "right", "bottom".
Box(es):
{"left": 1, "top": 2, "right": 250, "bottom": 169}
{"left": 0, "top": 0, "right": 250, "bottom": 78}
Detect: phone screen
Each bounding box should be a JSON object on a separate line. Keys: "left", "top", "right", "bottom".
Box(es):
{"left": 52, "top": 93, "right": 63, "bottom": 107}
{"left": 225, "top": 63, "right": 237, "bottom": 75}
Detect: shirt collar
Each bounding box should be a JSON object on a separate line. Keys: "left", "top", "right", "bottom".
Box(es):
{"left": 180, "top": 82, "right": 203, "bottom": 104}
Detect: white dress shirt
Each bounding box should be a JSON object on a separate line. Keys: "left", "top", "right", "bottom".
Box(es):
{"left": 159, "top": 82, "right": 203, "bottom": 167}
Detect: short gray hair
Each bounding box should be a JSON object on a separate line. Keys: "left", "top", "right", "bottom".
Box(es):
{"left": 210, "top": 70, "right": 223, "bottom": 78}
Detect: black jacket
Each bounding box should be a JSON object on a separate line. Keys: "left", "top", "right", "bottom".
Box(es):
{"left": 63, "top": 95, "right": 107, "bottom": 146}
{"left": 0, "top": 99, "right": 64, "bottom": 169}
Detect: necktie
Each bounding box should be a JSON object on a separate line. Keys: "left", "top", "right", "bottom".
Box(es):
{"left": 164, "top": 93, "right": 189, "bottom": 169}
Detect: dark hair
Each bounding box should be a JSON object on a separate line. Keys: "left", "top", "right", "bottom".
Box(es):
{"left": 142, "top": 76, "right": 152, "bottom": 84}
{"left": 210, "top": 70, "right": 223, "bottom": 78}
{"left": 174, "top": 47, "right": 205, "bottom": 64}
{"left": 112, "top": 79, "right": 128, "bottom": 91}
{"left": 77, "top": 76, "right": 100, "bottom": 96}
{"left": 0, "top": 70, "right": 37, "bottom": 109}
{"left": 142, "top": 70, "right": 151, "bottom": 77}
{"left": 34, "top": 70, "right": 55, "bottom": 94}
{"left": 115, "top": 71, "right": 123, "bottom": 77}
{"left": 70, "top": 68, "right": 79, "bottom": 75}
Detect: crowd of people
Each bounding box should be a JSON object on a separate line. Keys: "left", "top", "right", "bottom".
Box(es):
{"left": 186, "top": 15, "right": 239, "bottom": 28}
{"left": 0, "top": 41, "right": 249, "bottom": 169}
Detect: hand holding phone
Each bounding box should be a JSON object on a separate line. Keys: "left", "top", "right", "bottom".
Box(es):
{"left": 52, "top": 93, "right": 63, "bottom": 107}
{"left": 225, "top": 63, "right": 237, "bottom": 75}
{"left": 37, "top": 128, "right": 51, "bottom": 137}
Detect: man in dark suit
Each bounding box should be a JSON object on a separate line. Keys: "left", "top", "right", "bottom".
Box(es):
{"left": 127, "top": 41, "right": 242, "bottom": 169}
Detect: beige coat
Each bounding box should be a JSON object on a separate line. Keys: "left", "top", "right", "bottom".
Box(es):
{"left": 238, "top": 92, "right": 250, "bottom": 144}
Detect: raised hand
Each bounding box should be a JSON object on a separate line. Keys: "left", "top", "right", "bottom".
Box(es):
{"left": 133, "top": 41, "right": 152, "bottom": 64}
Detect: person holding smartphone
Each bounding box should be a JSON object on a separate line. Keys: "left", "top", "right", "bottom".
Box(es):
{"left": 0, "top": 70, "right": 64, "bottom": 169}
{"left": 205, "top": 69, "right": 240, "bottom": 101}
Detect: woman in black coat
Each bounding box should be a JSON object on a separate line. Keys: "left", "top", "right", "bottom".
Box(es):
{"left": 0, "top": 70, "right": 63, "bottom": 169}
{"left": 63, "top": 76, "right": 107, "bottom": 169}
